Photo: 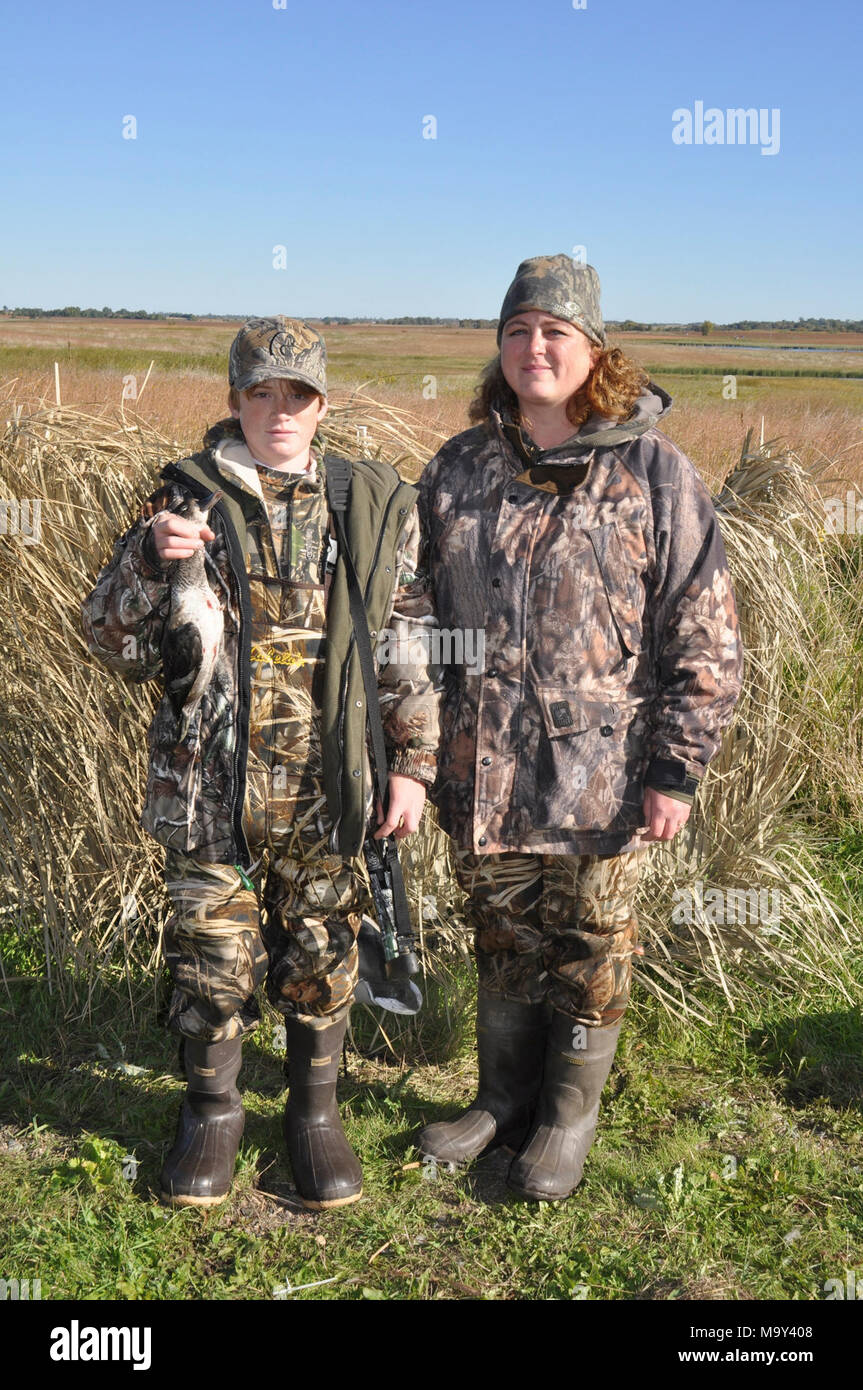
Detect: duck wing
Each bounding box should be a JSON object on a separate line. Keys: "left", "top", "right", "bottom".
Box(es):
{"left": 162, "top": 622, "right": 203, "bottom": 720}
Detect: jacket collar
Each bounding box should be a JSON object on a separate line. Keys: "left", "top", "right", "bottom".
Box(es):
{"left": 489, "top": 381, "right": 673, "bottom": 463}
{"left": 202, "top": 418, "right": 321, "bottom": 501}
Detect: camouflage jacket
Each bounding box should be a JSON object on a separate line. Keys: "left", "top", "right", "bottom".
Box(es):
{"left": 81, "top": 421, "right": 441, "bottom": 866}
{"left": 417, "top": 385, "right": 744, "bottom": 855}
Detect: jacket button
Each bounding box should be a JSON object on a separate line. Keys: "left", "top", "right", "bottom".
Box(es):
{"left": 600, "top": 725, "right": 613, "bottom": 737}
{"left": 352, "top": 768, "right": 362, "bottom": 777}
{"left": 481, "top": 756, "right": 491, "bottom": 766}
{"left": 508, "top": 494, "right": 517, "bottom": 503}
{"left": 486, "top": 668, "right": 498, "bottom": 678}
{"left": 355, "top": 700, "right": 363, "bottom": 707}
{"left": 478, "top": 836, "right": 487, "bottom": 846}
{"left": 492, "top": 578, "right": 501, "bottom": 588}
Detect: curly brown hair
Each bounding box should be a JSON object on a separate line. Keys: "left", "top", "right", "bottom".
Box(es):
{"left": 468, "top": 344, "right": 650, "bottom": 433}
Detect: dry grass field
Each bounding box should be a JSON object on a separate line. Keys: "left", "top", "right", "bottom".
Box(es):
{"left": 1, "top": 318, "right": 861, "bottom": 494}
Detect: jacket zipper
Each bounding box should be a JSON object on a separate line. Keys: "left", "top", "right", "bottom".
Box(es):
{"left": 220, "top": 498, "right": 253, "bottom": 868}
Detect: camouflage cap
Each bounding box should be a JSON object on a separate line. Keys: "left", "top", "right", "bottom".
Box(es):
{"left": 497, "top": 254, "right": 606, "bottom": 348}
{"left": 228, "top": 316, "right": 328, "bottom": 396}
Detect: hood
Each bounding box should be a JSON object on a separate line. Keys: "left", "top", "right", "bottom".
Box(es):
{"left": 493, "top": 381, "right": 672, "bottom": 464}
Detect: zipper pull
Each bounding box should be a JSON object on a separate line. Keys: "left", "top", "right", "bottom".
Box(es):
{"left": 234, "top": 864, "right": 254, "bottom": 891}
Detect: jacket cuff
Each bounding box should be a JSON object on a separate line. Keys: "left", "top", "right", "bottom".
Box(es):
{"left": 388, "top": 749, "right": 438, "bottom": 787}
{"left": 645, "top": 785, "right": 695, "bottom": 806}
{"left": 645, "top": 757, "right": 699, "bottom": 800}
{"left": 139, "top": 520, "right": 167, "bottom": 577}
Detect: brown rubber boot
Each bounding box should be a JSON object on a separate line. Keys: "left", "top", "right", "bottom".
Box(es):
{"left": 507, "top": 1012, "right": 623, "bottom": 1201}
{"left": 159, "top": 1036, "right": 245, "bottom": 1208}
{"left": 283, "top": 1015, "right": 363, "bottom": 1210}
{"left": 417, "top": 991, "right": 551, "bottom": 1166}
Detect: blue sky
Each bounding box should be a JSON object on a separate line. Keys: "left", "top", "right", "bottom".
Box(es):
{"left": 1, "top": 0, "right": 859, "bottom": 320}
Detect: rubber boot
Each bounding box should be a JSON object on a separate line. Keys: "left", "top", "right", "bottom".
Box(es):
{"left": 159, "top": 1036, "right": 245, "bottom": 1208}
{"left": 507, "top": 1012, "right": 623, "bottom": 1201}
{"left": 417, "top": 991, "right": 551, "bottom": 1166}
{"left": 282, "top": 1015, "right": 363, "bottom": 1210}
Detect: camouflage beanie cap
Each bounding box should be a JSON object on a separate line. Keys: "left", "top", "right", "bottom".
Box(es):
{"left": 497, "top": 254, "right": 606, "bottom": 348}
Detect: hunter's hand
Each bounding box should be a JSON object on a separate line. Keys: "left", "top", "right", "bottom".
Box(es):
{"left": 640, "top": 787, "right": 692, "bottom": 842}
{"left": 151, "top": 511, "right": 216, "bottom": 563}
{"left": 374, "top": 775, "right": 427, "bottom": 840}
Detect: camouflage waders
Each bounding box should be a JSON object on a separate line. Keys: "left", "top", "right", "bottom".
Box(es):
{"left": 453, "top": 845, "right": 648, "bottom": 1028}
{"left": 162, "top": 766, "right": 369, "bottom": 1043}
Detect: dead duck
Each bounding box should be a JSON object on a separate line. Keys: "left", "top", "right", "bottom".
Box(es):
{"left": 162, "top": 489, "right": 227, "bottom": 740}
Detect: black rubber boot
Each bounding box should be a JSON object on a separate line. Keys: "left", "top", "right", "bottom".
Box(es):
{"left": 283, "top": 1015, "right": 363, "bottom": 1210}
{"left": 159, "top": 1036, "right": 244, "bottom": 1208}
{"left": 417, "top": 991, "right": 551, "bottom": 1166}
{"left": 507, "top": 1013, "right": 623, "bottom": 1202}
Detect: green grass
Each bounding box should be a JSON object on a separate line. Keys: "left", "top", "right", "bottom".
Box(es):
{"left": 640, "top": 363, "right": 863, "bottom": 379}
{"left": 7, "top": 343, "right": 861, "bottom": 392}
{"left": 1, "top": 956, "right": 860, "bottom": 1301}
{"left": 8, "top": 345, "right": 863, "bottom": 425}
{"left": 0, "top": 344, "right": 481, "bottom": 382}
{"left": 646, "top": 370, "right": 863, "bottom": 410}
{"left": 0, "top": 346, "right": 227, "bottom": 376}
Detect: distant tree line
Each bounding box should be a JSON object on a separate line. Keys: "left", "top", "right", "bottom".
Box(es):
{"left": 715, "top": 318, "right": 863, "bottom": 333}
{"left": 318, "top": 316, "right": 501, "bottom": 328}
{"left": 2, "top": 308, "right": 861, "bottom": 334}
{"left": 3, "top": 307, "right": 200, "bottom": 320}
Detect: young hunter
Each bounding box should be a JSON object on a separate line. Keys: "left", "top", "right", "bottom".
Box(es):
{"left": 81, "top": 317, "right": 441, "bottom": 1209}
{"left": 416, "top": 254, "right": 744, "bottom": 1200}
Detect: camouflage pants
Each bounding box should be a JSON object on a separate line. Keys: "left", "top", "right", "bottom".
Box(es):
{"left": 163, "top": 766, "right": 369, "bottom": 1043}
{"left": 453, "top": 847, "right": 648, "bottom": 1028}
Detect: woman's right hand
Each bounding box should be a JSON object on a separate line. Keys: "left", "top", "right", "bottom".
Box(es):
{"left": 640, "top": 787, "right": 692, "bottom": 842}
{"left": 150, "top": 511, "right": 215, "bottom": 562}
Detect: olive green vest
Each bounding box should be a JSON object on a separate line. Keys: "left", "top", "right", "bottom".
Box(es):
{"left": 166, "top": 449, "right": 418, "bottom": 859}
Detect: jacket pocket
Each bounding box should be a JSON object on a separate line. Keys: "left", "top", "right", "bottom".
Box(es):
{"left": 536, "top": 684, "right": 618, "bottom": 740}
{"left": 526, "top": 684, "right": 624, "bottom": 831}
{"left": 587, "top": 522, "right": 643, "bottom": 660}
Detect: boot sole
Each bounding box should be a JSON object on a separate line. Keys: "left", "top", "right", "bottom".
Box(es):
{"left": 297, "top": 1187, "right": 363, "bottom": 1211}
{"left": 159, "top": 1188, "right": 231, "bottom": 1208}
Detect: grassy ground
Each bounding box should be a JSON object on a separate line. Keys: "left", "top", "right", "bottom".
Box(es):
{"left": 2, "top": 936, "right": 861, "bottom": 1302}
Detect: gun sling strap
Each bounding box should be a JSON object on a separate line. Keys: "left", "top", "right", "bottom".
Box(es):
{"left": 325, "top": 456, "right": 416, "bottom": 958}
